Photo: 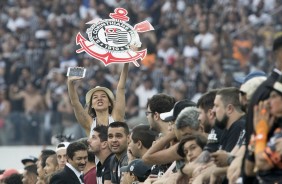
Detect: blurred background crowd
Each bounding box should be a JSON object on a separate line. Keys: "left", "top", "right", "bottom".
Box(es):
{"left": 0, "top": 0, "right": 282, "bottom": 145}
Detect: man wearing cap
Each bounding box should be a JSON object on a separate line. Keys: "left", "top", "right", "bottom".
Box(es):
{"left": 56, "top": 142, "right": 70, "bottom": 169}
{"left": 22, "top": 164, "right": 38, "bottom": 184}
{"left": 246, "top": 76, "right": 282, "bottom": 183}
{"left": 21, "top": 155, "right": 38, "bottom": 167}
{"left": 50, "top": 141, "right": 88, "bottom": 184}
{"left": 120, "top": 159, "right": 151, "bottom": 184}
{"left": 143, "top": 100, "right": 197, "bottom": 166}
{"left": 67, "top": 63, "right": 129, "bottom": 136}
{"left": 238, "top": 73, "right": 267, "bottom": 112}
{"left": 0, "top": 169, "right": 19, "bottom": 182}
{"left": 144, "top": 106, "right": 204, "bottom": 183}
{"left": 145, "top": 93, "right": 175, "bottom": 136}
{"left": 243, "top": 33, "right": 282, "bottom": 183}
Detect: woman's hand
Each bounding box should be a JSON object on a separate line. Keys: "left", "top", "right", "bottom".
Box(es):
{"left": 67, "top": 67, "right": 85, "bottom": 83}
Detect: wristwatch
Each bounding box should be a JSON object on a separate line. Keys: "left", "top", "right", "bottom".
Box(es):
{"left": 227, "top": 155, "right": 235, "bottom": 165}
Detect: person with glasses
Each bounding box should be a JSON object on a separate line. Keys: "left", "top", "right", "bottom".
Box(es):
{"left": 145, "top": 93, "right": 175, "bottom": 137}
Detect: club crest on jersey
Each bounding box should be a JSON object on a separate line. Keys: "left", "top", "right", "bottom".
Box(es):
{"left": 76, "top": 8, "right": 154, "bottom": 67}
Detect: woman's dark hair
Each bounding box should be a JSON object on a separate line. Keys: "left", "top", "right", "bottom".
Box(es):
{"left": 41, "top": 149, "right": 56, "bottom": 168}
{"left": 177, "top": 134, "right": 207, "bottom": 158}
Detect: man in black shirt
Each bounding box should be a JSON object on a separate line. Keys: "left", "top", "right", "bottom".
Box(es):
{"left": 197, "top": 89, "right": 223, "bottom": 154}
{"left": 192, "top": 87, "right": 245, "bottom": 183}
{"left": 88, "top": 125, "right": 112, "bottom": 184}
{"left": 242, "top": 33, "right": 282, "bottom": 184}
{"left": 108, "top": 122, "right": 129, "bottom": 184}
{"left": 212, "top": 87, "right": 246, "bottom": 152}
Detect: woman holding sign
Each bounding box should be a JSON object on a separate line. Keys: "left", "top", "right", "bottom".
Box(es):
{"left": 67, "top": 63, "right": 129, "bottom": 136}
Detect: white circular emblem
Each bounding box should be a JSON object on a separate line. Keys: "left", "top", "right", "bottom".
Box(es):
{"left": 86, "top": 19, "right": 138, "bottom": 53}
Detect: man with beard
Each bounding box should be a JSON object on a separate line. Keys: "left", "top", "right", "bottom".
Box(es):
{"left": 50, "top": 142, "right": 88, "bottom": 184}
{"left": 88, "top": 125, "right": 113, "bottom": 184}
{"left": 212, "top": 87, "right": 245, "bottom": 152}
{"left": 108, "top": 121, "right": 130, "bottom": 184}
{"left": 197, "top": 89, "right": 223, "bottom": 154}
{"left": 146, "top": 93, "right": 175, "bottom": 136}
{"left": 189, "top": 87, "right": 245, "bottom": 184}
{"left": 224, "top": 75, "right": 266, "bottom": 183}
{"left": 182, "top": 90, "right": 223, "bottom": 175}
{"left": 242, "top": 33, "right": 282, "bottom": 184}
{"left": 208, "top": 87, "right": 245, "bottom": 183}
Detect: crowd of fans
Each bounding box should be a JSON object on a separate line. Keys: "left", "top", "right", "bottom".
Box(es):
{"left": 0, "top": 0, "right": 281, "bottom": 145}
{"left": 1, "top": 0, "right": 282, "bottom": 183}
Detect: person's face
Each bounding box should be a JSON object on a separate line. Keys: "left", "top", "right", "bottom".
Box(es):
{"left": 36, "top": 156, "right": 44, "bottom": 179}
{"left": 174, "top": 126, "right": 197, "bottom": 140}
{"left": 44, "top": 157, "right": 58, "bottom": 175}
{"left": 146, "top": 106, "right": 159, "bottom": 132}
{"left": 183, "top": 140, "right": 203, "bottom": 162}
{"left": 57, "top": 149, "right": 67, "bottom": 169}
{"left": 213, "top": 95, "right": 229, "bottom": 129}
{"left": 120, "top": 172, "right": 136, "bottom": 184}
{"left": 269, "top": 91, "right": 282, "bottom": 117}
{"left": 108, "top": 127, "right": 129, "bottom": 154}
{"left": 91, "top": 90, "right": 111, "bottom": 111}
{"left": 22, "top": 171, "right": 37, "bottom": 184}
{"left": 128, "top": 134, "right": 140, "bottom": 158}
{"left": 88, "top": 131, "right": 102, "bottom": 154}
{"left": 68, "top": 150, "right": 88, "bottom": 172}
{"left": 198, "top": 107, "right": 212, "bottom": 133}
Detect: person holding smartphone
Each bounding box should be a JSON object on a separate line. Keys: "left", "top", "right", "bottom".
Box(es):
{"left": 67, "top": 63, "right": 129, "bottom": 136}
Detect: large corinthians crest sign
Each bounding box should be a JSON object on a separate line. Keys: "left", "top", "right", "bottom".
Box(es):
{"left": 76, "top": 8, "right": 154, "bottom": 67}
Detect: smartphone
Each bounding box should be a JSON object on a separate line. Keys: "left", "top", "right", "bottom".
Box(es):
{"left": 67, "top": 67, "right": 86, "bottom": 77}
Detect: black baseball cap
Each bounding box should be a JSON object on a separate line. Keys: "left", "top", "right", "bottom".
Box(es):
{"left": 21, "top": 156, "right": 38, "bottom": 165}
{"left": 268, "top": 75, "right": 282, "bottom": 95}
{"left": 160, "top": 99, "right": 196, "bottom": 122}
{"left": 120, "top": 159, "right": 151, "bottom": 180}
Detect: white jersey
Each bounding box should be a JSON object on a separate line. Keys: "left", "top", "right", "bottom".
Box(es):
{"left": 89, "top": 115, "right": 115, "bottom": 136}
